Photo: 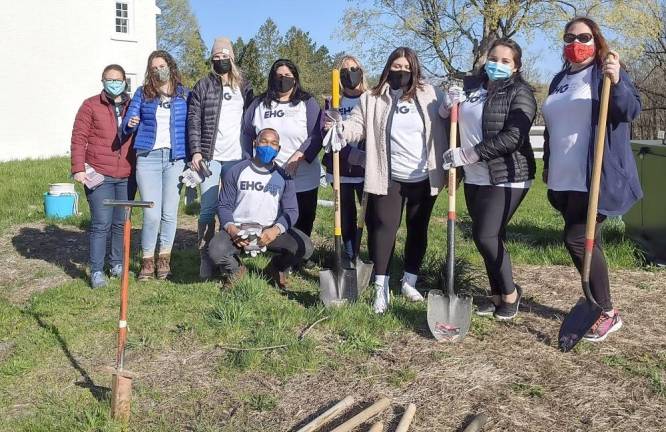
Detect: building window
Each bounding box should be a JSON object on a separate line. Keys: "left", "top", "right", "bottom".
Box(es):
{"left": 115, "top": 2, "right": 129, "bottom": 33}
{"left": 125, "top": 76, "right": 134, "bottom": 95}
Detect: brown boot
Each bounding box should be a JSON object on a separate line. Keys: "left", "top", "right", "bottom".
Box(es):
{"left": 156, "top": 253, "right": 171, "bottom": 280}
{"left": 138, "top": 257, "right": 155, "bottom": 281}
{"left": 265, "top": 260, "right": 289, "bottom": 290}
{"left": 222, "top": 265, "right": 247, "bottom": 289}
{"left": 198, "top": 222, "right": 216, "bottom": 280}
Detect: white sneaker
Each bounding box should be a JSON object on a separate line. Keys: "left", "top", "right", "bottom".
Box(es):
{"left": 373, "top": 282, "right": 390, "bottom": 314}
{"left": 401, "top": 279, "right": 424, "bottom": 302}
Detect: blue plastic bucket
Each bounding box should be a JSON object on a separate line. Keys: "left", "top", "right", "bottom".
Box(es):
{"left": 43, "top": 192, "right": 78, "bottom": 219}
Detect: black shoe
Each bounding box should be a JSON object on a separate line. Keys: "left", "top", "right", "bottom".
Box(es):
{"left": 494, "top": 284, "right": 522, "bottom": 321}
{"left": 475, "top": 299, "right": 497, "bottom": 317}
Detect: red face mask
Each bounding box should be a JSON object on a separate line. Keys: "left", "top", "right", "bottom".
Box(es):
{"left": 564, "top": 42, "right": 595, "bottom": 64}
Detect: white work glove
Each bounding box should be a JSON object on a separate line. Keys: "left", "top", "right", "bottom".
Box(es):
{"left": 323, "top": 110, "right": 346, "bottom": 153}
{"left": 440, "top": 85, "right": 466, "bottom": 118}
{"left": 180, "top": 167, "right": 204, "bottom": 188}
{"left": 442, "top": 147, "right": 480, "bottom": 170}
{"left": 237, "top": 226, "right": 267, "bottom": 257}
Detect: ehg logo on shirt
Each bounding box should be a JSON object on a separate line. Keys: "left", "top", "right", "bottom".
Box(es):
{"left": 223, "top": 92, "right": 232, "bottom": 101}
{"left": 395, "top": 105, "right": 411, "bottom": 114}
{"left": 239, "top": 180, "right": 281, "bottom": 196}
{"left": 264, "top": 110, "right": 285, "bottom": 119}
{"left": 339, "top": 106, "right": 354, "bottom": 116}
{"left": 467, "top": 93, "right": 488, "bottom": 104}
{"left": 554, "top": 84, "right": 570, "bottom": 94}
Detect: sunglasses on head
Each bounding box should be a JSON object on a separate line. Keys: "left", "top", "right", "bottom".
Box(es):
{"left": 563, "top": 33, "right": 593, "bottom": 44}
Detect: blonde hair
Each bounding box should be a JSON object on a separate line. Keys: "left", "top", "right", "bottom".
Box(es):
{"left": 335, "top": 54, "right": 369, "bottom": 93}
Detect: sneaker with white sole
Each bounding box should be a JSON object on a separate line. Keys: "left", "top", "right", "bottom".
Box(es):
{"left": 373, "top": 282, "right": 390, "bottom": 314}
{"left": 583, "top": 310, "right": 623, "bottom": 342}
{"left": 401, "top": 281, "right": 424, "bottom": 302}
{"left": 90, "top": 271, "right": 108, "bottom": 289}
{"left": 109, "top": 264, "right": 123, "bottom": 278}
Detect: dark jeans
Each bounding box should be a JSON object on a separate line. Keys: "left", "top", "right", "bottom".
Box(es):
{"left": 548, "top": 190, "right": 612, "bottom": 311}
{"left": 295, "top": 188, "right": 319, "bottom": 237}
{"left": 366, "top": 179, "right": 437, "bottom": 276}
{"left": 85, "top": 176, "right": 129, "bottom": 272}
{"left": 208, "top": 227, "right": 314, "bottom": 274}
{"left": 340, "top": 182, "right": 364, "bottom": 260}
{"left": 464, "top": 184, "right": 529, "bottom": 296}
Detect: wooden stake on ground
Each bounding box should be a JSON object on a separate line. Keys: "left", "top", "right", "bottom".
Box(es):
{"left": 330, "top": 398, "right": 391, "bottom": 432}
{"left": 368, "top": 422, "right": 383, "bottom": 432}
{"left": 296, "top": 396, "right": 355, "bottom": 432}
{"left": 395, "top": 403, "right": 416, "bottom": 432}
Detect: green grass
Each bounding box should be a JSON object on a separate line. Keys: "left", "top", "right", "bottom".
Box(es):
{"left": 603, "top": 352, "right": 666, "bottom": 396}
{"left": 0, "top": 156, "right": 652, "bottom": 431}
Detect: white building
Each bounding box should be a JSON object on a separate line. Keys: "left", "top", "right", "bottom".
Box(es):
{"left": 0, "top": 0, "right": 159, "bottom": 161}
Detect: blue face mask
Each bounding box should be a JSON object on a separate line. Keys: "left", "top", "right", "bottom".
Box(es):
{"left": 254, "top": 145, "right": 279, "bottom": 164}
{"left": 484, "top": 61, "right": 513, "bottom": 81}
{"left": 103, "top": 80, "right": 126, "bottom": 96}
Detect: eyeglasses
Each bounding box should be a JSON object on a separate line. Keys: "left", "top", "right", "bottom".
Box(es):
{"left": 563, "top": 33, "right": 593, "bottom": 44}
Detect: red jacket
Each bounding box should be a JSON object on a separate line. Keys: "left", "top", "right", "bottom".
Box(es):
{"left": 71, "top": 91, "right": 134, "bottom": 178}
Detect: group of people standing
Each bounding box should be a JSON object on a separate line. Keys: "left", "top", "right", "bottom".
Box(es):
{"left": 71, "top": 16, "right": 641, "bottom": 343}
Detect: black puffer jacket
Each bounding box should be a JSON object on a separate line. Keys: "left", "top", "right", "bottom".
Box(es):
{"left": 187, "top": 73, "right": 254, "bottom": 160}
{"left": 463, "top": 73, "right": 537, "bottom": 184}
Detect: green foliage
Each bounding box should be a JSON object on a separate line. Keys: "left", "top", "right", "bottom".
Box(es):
{"left": 156, "top": 0, "right": 209, "bottom": 87}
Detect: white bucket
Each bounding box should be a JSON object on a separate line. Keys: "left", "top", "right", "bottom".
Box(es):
{"left": 48, "top": 183, "right": 77, "bottom": 195}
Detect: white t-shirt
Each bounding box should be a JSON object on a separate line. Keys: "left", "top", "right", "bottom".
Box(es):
{"left": 542, "top": 65, "right": 593, "bottom": 192}
{"left": 213, "top": 85, "right": 244, "bottom": 161}
{"left": 231, "top": 163, "right": 287, "bottom": 227}
{"left": 251, "top": 100, "right": 321, "bottom": 193}
{"left": 153, "top": 96, "right": 172, "bottom": 150}
{"left": 326, "top": 95, "right": 363, "bottom": 184}
{"left": 390, "top": 98, "right": 428, "bottom": 182}
{"left": 459, "top": 88, "right": 532, "bottom": 189}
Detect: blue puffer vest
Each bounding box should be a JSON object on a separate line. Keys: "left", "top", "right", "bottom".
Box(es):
{"left": 121, "top": 84, "right": 189, "bottom": 160}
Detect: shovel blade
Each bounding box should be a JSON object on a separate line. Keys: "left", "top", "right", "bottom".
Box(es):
{"left": 354, "top": 259, "right": 373, "bottom": 296}
{"left": 427, "top": 289, "right": 473, "bottom": 342}
{"left": 110, "top": 371, "right": 133, "bottom": 422}
{"left": 558, "top": 297, "right": 603, "bottom": 352}
{"left": 319, "top": 268, "right": 358, "bottom": 307}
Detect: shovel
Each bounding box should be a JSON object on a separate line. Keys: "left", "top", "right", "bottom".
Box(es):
{"left": 558, "top": 60, "right": 613, "bottom": 352}
{"left": 427, "top": 102, "right": 473, "bottom": 342}
{"left": 103, "top": 199, "right": 153, "bottom": 422}
{"left": 320, "top": 69, "right": 358, "bottom": 307}
{"left": 353, "top": 192, "right": 373, "bottom": 293}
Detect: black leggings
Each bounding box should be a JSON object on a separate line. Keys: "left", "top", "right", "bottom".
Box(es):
{"left": 340, "top": 182, "right": 364, "bottom": 260}
{"left": 464, "top": 184, "right": 528, "bottom": 296}
{"left": 366, "top": 179, "right": 437, "bottom": 276}
{"left": 548, "top": 190, "right": 612, "bottom": 311}
{"left": 295, "top": 188, "right": 319, "bottom": 236}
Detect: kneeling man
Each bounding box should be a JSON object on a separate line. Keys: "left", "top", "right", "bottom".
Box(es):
{"left": 208, "top": 128, "right": 314, "bottom": 289}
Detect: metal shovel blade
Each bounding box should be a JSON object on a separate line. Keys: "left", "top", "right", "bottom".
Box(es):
{"left": 354, "top": 258, "right": 373, "bottom": 296}
{"left": 427, "top": 289, "right": 473, "bottom": 342}
{"left": 319, "top": 268, "right": 358, "bottom": 307}
{"left": 558, "top": 296, "right": 603, "bottom": 352}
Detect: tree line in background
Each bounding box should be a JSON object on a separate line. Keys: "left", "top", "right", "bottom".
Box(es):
{"left": 156, "top": 0, "right": 665, "bottom": 137}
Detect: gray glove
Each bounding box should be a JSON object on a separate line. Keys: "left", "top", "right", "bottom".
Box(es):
{"left": 442, "top": 147, "right": 480, "bottom": 170}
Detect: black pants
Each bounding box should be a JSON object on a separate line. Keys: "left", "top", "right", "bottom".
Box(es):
{"left": 295, "top": 188, "right": 318, "bottom": 237}
{"left": 208, "top": 228, "right": 314, "bottom": 273}
{"left": 340, "top": 182, "right": 364, "bottom": 260}
{"left": 366, "top": 179, "right": 437, "bottom": 276}
{"left": 548, "top": 190, "right": 612, "bottom": 311}
{"left": 464, "top": 184, "right": 528, "bottom": 296}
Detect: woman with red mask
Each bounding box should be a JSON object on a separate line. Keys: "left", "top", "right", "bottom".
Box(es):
{"left": 542, "top": 17, "right": 642, "bottom": 343}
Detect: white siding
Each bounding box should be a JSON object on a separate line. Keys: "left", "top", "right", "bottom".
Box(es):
{"left": 0, "top": 0, "right": 158, "bottom": 161}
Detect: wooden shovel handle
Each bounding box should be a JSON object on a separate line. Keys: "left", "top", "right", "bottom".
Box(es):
{"left": 582, "top": 59, "right": 613, "bottom": 298}
{"left": 368, "top": 422, "right": 384, "bottom": 432}
{"left": 296, "top": 396, "right": 355, "bottom": 432}
{"left": 330, "top": 398, "right": 391, "bottom": 432}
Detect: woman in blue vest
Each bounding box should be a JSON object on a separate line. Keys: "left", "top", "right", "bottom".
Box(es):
{"left": 122, "top": 50, "right": 189, "bottom": 281}
{"left": 542, "top": 16, "right": 642, "bottom": 342}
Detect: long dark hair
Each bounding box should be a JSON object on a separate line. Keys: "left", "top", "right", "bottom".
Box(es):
{"left": 372, "top": 47, "right": 424, "bottom": 100}
{"left": 261, "top": 59, "right": 312, "bottom": 108}
{"left": 563, "top": 17, "right": 611, "bottom": 67}
{"left": 142, "top": 50, "right": 183, "bottom": 100}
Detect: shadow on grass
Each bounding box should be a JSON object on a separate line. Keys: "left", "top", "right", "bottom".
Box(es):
{"left": 23, "top": 310, "right": 110, "bottom": 402}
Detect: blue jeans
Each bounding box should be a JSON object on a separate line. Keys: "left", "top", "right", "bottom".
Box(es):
{"left": 85, "top": 176, "right": 129, "bottom": 272}
{"left": 199, "top": 159, "right": 243, "bottom": 224}
{"left": 135, "top": 148, "right": 185, "bottom": 256}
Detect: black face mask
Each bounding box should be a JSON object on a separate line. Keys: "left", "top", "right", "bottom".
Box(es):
{"left": 340, "top": 68, "right": 363, "bottom": 90}
{"left": 212, "top": 59, "right": 232, "bottom": 75}
{"left": 274, "top": 76, "right": 296, "bottom": 93}
{"left": 387, "top": 70, "right": 411, "bottom": 90}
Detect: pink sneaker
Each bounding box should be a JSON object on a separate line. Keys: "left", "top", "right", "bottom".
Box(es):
{"left": 583, "top": 310, "right": 623, "bottom": 342}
